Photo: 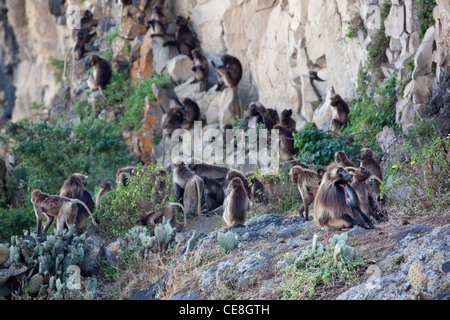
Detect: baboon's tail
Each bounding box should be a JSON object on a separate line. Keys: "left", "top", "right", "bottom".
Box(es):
{"left": 72, "top": 199, "right": 97, "bottom": 226}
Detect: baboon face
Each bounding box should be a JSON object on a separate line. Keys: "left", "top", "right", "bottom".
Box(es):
{"left": 175, "top": 16, "right": 185, "bottom": 25}
{"left": 327, "top": 166, "right": 351, "bottom": 185}
{"left": 82, "top": 10, "right": 93, "bottom": 20}
{"left": 153, "top": 5, "right": 162, "bottom": 13}
{"left": 355, "top": 167, "right": 371, "bottom": 181}
{"left": 249, "top": 103, "right": 263, "bottom": 117}
{"left": 357, "top": 148, "right": 373, "bottom": 161}
{"left": 331, "top": 94, "right": 343, "bottom": 107}
{"left": 73, "top": 173, "right": 88, "bottom": 186}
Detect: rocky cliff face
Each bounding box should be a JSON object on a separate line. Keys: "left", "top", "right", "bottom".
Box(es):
{"left": 0, "top": 0, "right": 448, "bottom": 133}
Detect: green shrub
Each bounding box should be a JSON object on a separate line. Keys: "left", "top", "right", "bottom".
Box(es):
{"left": 293, "top": 123, "right": 361, "bottom": 166}
{"left": 8, "top": 116, "right": 134, "bottom": 195}
{"left": 415, "top": 0, "right": 436, "bottom": 41}
{"left": 280, "top": 236, "right": 366, "bottom": 300}
{"left": 248, "top": 166, "right": 302, "bottom": 216}
{"left": 0, "top": 206, "right": 35, "bottom": 241}
{"left": 388, "top": 135, "right": 450, "bottom": 215}
{"left": 343, "top": 70, "right": 400, "bottom": 151}
{"left": 95, "top": 165, "right": 176, "bottom": 238}
{"left": 122, "top": 73, "right": 173, "bottom": 131}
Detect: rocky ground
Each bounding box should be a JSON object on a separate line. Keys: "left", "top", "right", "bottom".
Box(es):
{"left": 99, "top": 206, "right": 449, "bottom": 301}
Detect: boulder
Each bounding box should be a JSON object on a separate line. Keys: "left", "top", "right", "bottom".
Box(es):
{"left": 384, "top": 3, "right": 405, "bottom": 40}
{"left": 412, "top": 27, "right": 436, "bottom": 79}
{"left": 119, "top": 16, "right": 147, "bottom": 40}
{"left": 166, "top": 55, "right": 195, "bottom": 83}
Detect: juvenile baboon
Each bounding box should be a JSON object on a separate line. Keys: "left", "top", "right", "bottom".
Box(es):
{"left": 88, "top": 54, "right": 112, "bottom": 95}
{"left": 313, "top": 165, "right": 374, "bottom": 230}
{"left": 335, "top": 151, "right": 356, "bottom": 168}
{"left": 245, "top": 172, "right": 267, "bottom": 203}
{"left": 173, "top": 162, "right": 205, "bottom": 218}
{"left": 163, "top": 16, "right": 196, "bottom": 59}
{"left": 226, "top": 169, "right": 251, "bottom": 198}
{"left": 350, "top": 167, "right": 380, "bottom": 221}
{"left": 202, "top": 176, "right": 225, "bottom": 212}
{"left": 191, "top": 48, "right": 209, "bottom": 85}
{"left": 212, "top": 54, "right": 243, "bottom": 92}
{"left": 273, "top": 124, "right": 298, "bottom": 161}
{"left": 179, "top": 98, "right": 201, "bottom": 129}
{"left": 31, "top": 190, "right": 97, "bottom": 237}
{"left": 247, "top": 102, "right": 278, "bottom": 130}
{"left": 161, "top": 107, "right": 186, "bottom": 137}
{"left": 357, "top": 148, "right": 383, "bottom": 195}
{"left": 96, "top": 181, "right": 112, "bottom": 207}
{"left": 280, "top": 109, "right": 296, "bottom": 132}
{"left": 73, "top": 30, "right": 87, "bottom": 61}
{"left": 147, "top": 5, "right": 168, "bottom": 38}
{"left": 290, "top": 165, "right": 323, "bottom": 221}
{"left": 329, "top": 94, "right": 350, "bottom": 133}
{"left": 223, "top": 177, "right": 249, "bottom": 228}
{"left": 60, "top": 173, "right": 95, "bottom": 230}
{"left": 139, "top": 203, "right": 185, "bottom": 232}
{"left": 63, "top": 10, "right": 100, "bottom": 76}
{"left": 116, "top": 166, "right": 136, "bottom": 186}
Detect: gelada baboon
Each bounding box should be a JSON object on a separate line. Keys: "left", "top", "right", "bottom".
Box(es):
{"left": 163, "top": 16, "right": 196, "bottom": 59}
{"left": 357, "top": 148, "right": 382, "bottom": 195}
{"left": 290, "top": 165, "right": 324, "bottom": 221}
{"left": 116, "top": 166, "right": 136, "bottom": 186}
{"left": 139, "top": 203, "right": 186, "bottom": 232}
{"left": 179, "top": 98, "right": 201, "bottom": 129}
{"left": 31, "top": 190, "right": 97, "bottom": 237}
{"left": 96, "top": 181, "right": 112, "bottom": 207}
{"left": 247, "top": 102, "right": 278, "bottom": 130}
{"left": 226, "top": 169, "right": 251, "bottom": 198}
{"left": 60, "top": 173, "right": 95, "bottom": 230}
{"left": 334, "top": 151, "right": 356, "bottom": 168}
{"left": 223, "top": 177, "right": 249, "bottom": 228}
{"left": 280, "top": 109, "right": 296, "bottom": 132}
{"left": 212, "top": 54, "right": 243, "bottom": 92}
{"left": 329, "top": 94, "right": 350, "bottom": 133}
{"left": 273, "top": 124, "right": 298, "bottom": 161}
{"left": 88, "top": 54, "right": 112, "bottom": 95}
{"left": 147, "top": 5, "right": 168, "bottom": 38}
{"left": 191, "top": 48, "right": 209, "bottom": 85}
{"left": 350, "top": 167, "right": 380, "bottom": 221}
{"left": 245, "top": 172, "right": 267, "bottom": 203}
{"left": 173, "top": 162, "right": 205, "bottom": 218}
{"left": 201, "top": 176, "right": 225, "bottom": 212}
{"left": 313, "top": 165, "right": 374, "bottom": 230}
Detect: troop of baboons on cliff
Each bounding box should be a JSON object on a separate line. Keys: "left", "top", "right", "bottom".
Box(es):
{"left": 31, "top": 3, "right": 385, "bottom": 237}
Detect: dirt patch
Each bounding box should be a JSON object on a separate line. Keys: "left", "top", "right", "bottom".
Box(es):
{"left": 181, "top": 213, "right": 225, "bottom": 235}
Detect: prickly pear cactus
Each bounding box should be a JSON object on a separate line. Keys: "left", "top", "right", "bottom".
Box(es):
{"left": 28, "top": 274, "right": 44, "bottom": 295}
{"left": 3, "top": 225, "right": 97, "bottom": 300}
{"left": 284, "top": 252, "right": 297, "bottom": 265}
{"left": 333, "top": 239, "right": 355, "bottom": 261}
{"left": 0, "top": 244, "right": 9, "bottom": 265}
{"left": 218, "top": 231, "right": 239, "bottom": 252}
{"left": 408, "top": 262, "right": 428, "bottom": 293}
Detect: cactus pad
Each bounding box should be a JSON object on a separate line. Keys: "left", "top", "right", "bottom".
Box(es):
{"left": 408, "top": 262, "right": 428, "bottom": 293}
